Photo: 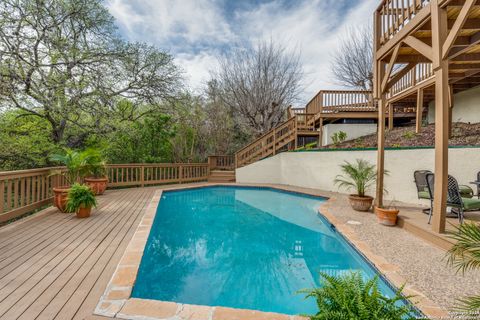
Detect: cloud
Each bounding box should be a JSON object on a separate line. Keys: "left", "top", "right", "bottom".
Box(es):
{"left": 106, "top": 0, "right": 379, "bottom": 104}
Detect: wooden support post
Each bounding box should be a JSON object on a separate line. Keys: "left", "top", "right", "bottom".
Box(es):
{"left": 318, "top": 117, "right": 324, "bottom": 148}
{"left": 431, "top": 0, "right": 449, "bottom": 233}
{"left": 376, "top": 96, "right": 387, "bottom": 208}
{"left": 448, "top": 85, "right": 454, "bottom": 138}
{"left": 179, "top": 165, "right": 183, "bottom": 184}
{"left": 416, "top": 88, "right": 424, "bottom": 133}
{"left": 388, "top": 103, "right": 394, "bottom": 130}
{"left": 272, "top": 128, "right": 277, "bottom": 155}
{"left": 140, "top": 166, "right": 145, "bottom": 188}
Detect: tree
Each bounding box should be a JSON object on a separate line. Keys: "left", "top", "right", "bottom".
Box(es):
{"left": 331, "top": 25, "right": 373, "bottom": 91}
{"left": 0, "top": 0, "right": 182, "bottom": 145}
{"left": 214, "top": 41, "right": 304, "bottom": 136}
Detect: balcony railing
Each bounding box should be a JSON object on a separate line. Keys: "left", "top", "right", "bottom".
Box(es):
{"left": 375, "top": 0, "right": 430, "bottom": 46}
{"left": 305, "top": 90, "right": 374, "bottom": 114}
{"left": 0, "top": 163, "right": 209, "bottom": 223}
{"left": 388, "top": 63, "right": 433, "bottom": 98}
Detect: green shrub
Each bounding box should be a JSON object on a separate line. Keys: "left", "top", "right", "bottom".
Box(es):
{"left": 447, "top": 223, "right": 480, "bottom": 312}
{"left": 66, "top": 183, "right": 97, "bottom": 212}
{"left": 49, "top": 148, "right": 92, "bottom": 184}
{"left": 402, "top": 131, "right": 416, "bottom": 139}
{"left": 298, "top": 272, "right": 417, "bottom": 320}
{"left": 332, "top": 131, "right": 347, "bottom": 145}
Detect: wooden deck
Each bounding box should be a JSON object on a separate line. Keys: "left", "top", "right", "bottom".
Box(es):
{"left": 0, "top": 186, "right": 162, "bottom": 320}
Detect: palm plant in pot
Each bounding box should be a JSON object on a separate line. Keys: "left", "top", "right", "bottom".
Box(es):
{"left": 83, "top": 149, "right": 108, "bottom": 195}
{"left": 66, "top": 183, "right": 97, "bottom": 218}
{"left": 334, "top": 159, "right": 377, "bottom": 212}
{"left": 49, "top": 149, "right": 91, "bottom": 212}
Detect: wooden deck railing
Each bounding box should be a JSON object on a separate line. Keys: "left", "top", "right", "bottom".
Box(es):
{"left": 0, "top": 163, "right": 209, "bottom": 223}
{"left": 305, "top": 90, "right": 374, "bottom": 114}
{"left": 208, "top": 155, "right": 235, "bottom": 171}
{"left": 389, "top": 63, "right": 433, "bottom": 97}
{"left": 375, "top": 0, "right": 430, "bottom": 46}
{"left": 235, "top": 114, "right": 318, "bottom": 168}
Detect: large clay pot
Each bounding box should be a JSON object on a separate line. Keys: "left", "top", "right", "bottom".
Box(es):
{"left": 53, "top": 186, "right": 71, "bottom": 213}
{"left": 374, "top": 206, "right": 400, "bottom": 226}
{"left": 84, "top": 177, "right": 108, "bottom": 195}
{"left": 76, "top": 205, "right": 92, "bottom": 218}
{"left": 348, "top": 195, "right": 374, "bottom": 212}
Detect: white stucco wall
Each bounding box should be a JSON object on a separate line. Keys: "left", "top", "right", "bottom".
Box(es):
{"left": 322, "top": 123, "right": 377, "bottom": 146}
{"left": 236, "top": 147, "right": 480, "bottom": 205}
{"left": 428, "top": 85, "right": 480, "bottom": 124}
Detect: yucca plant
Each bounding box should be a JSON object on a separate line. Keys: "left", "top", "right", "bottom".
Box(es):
{"left": 334, "top": 159, "right": 378, "bottom": 197}
{"left": 49, "top": 148, "right": 92, "bottom": 185}
{"left": 447, "top": 222, "right": 480, "bottom": 312}
{"left": 66, "top": 183, "right": 97, "bottom": 213}
{"left": 298, "top": 272, "right": 416, "bottom": 320}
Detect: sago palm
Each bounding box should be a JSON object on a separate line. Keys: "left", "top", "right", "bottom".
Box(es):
{"left": 447, "top": 222, "right": 480, "bottom": 312}
{"left": 49, "top": 148, "right": 92, "bottom": 184}
{"left": 334, "top": 159, "right": 378, "bottom": 197}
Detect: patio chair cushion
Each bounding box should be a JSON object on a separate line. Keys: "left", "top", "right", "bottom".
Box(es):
{"left": 461, "top": 198, "right": 480, "bottom": 211}
{"left": 418, "top": 190, "right": 430, "bottom": 199}
{"left": 459, "top": 185, "right": 474, "bottom": 198}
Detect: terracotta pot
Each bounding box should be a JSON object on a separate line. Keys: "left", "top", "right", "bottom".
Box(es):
{"left": 84, "top": 177, "right": 108, "bottom": 195}
{"left": 52, "top": 186, "right": 71, "bottom": 213}
{"left": 76, "top": 206, "right": 92, "bottom": 218}
{"left": 348, "top": 195, "right": 374, "bottom": 212}
{"left": 374, "top": 206, "right": 400, "bottom": 226}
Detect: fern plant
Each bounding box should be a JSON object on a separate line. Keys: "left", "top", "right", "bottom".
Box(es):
{"left": 447, "top": 222, "right": 480, "bottom": 312}
{"left": 66, "top": 183, "right": 97, "bottom": 212}
{"left": 334, "top": 159, "right": 378, "bottom": 197}
{"left": 298, "top": 272, "right": 416, "bottom": 320}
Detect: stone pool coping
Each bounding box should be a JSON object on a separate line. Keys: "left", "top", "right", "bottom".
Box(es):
{"left": 95, "top": 183, "right": 447, "bottom": 320}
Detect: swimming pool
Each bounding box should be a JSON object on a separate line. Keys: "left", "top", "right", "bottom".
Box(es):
{"left": 131, "top": 186, "right": 401, "bottom": 315}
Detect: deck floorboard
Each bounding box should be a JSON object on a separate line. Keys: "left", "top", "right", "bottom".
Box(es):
{"left": 0, "top": 186, "right": 159, "bottom": 320}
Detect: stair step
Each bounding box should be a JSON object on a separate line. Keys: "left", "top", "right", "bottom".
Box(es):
{"left": 208, "top": 170, "right": 236, "bottom": 182}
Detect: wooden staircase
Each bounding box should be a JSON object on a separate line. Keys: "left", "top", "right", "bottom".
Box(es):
{"left": 207, "top": 156, "right": 236, "bottom": 182}
{"left": 208, "top": 170, "right": 236, "bottom": 182}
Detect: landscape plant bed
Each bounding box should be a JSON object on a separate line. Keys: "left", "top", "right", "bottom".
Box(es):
{"left": 320, "top": 122, "right": 480, "bottom": 149}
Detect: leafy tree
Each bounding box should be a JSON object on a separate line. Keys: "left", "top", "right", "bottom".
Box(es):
{"left": 104, "top": 111, "right": 175, "bottom": 164}
{"left": 0, "top": 110, "right": 58, "bottom": 170}
{"left": 298, "top": 272, "right": 416, "bottom": 320}
{"left": 0, "top": 0, "right": 182, "bottom": 145}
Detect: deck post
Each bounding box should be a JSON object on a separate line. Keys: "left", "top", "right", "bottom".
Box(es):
{"left": 416, "top": 88, "right": 424, "bottom": 133}
{"left": 375, "top": 95, "right": 386, "bottom": 208}
{"left": 318, "top": 117, "right": 324, "bottom": 148}
{"left": 140, "top": 166, "right": 145, "bottom": 188}
{"left": 388, "top": 103, "right": 394, "bottom": 130}
{"left": 431, "top": 0, "right": 449, "bottom": 233}
{"left": 448, "top": 85, "right": 454, "bottom": 138}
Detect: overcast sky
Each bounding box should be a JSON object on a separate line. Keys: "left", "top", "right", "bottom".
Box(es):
{"left": 106, "top": 0, "right": 378, "bottom": 104}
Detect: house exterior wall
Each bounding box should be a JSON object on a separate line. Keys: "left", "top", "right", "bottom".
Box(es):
{"left": 428, "top": 85, "right": 480, "bottom": 124}
{"left": 236, "top": 147, "right": 480, "bottom": 205}
{"left": 321, "top": 123, "right": 377, "bottom": 146}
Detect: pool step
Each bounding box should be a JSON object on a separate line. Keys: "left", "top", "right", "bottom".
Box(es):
{"left": 208, "top": 170, "right": 236, "bottom": 183}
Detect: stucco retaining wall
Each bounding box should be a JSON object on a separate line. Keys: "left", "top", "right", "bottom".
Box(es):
{"left": 322, "top": 123, "right": 377, "bottom": 146}
{"left": 236, "top": 147, "right": 480, "bottom": 205}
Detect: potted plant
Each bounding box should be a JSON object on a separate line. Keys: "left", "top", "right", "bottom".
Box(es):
{"left": 374, "top": 200, "right": 400, "bottom": 226}
{"left": 334, "top": 159, "right": 377, "bottom": 212}
{"left": 83, "top": 149, "right": 108, "bottom": 195}
{"left": 50, "top": 149, "right": 91, "bottom": 212}
{"left": 66, "top": 183, "right": 97, "bottom": 218}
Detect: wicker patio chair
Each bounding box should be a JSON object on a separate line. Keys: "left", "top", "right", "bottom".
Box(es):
{"left": 414, "top": 170, "right": 432, "bottom": 214}
{"left": 426, "top": 173, "right": 480, "bottom": 224}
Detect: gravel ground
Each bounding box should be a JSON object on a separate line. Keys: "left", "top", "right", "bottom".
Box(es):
{"left": 325, "top": 193, "right": 480, "bottom": 311}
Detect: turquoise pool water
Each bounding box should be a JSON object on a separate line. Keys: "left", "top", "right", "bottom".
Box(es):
{"left": 132, "top": 186, "right": 401, "bottom": 315}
